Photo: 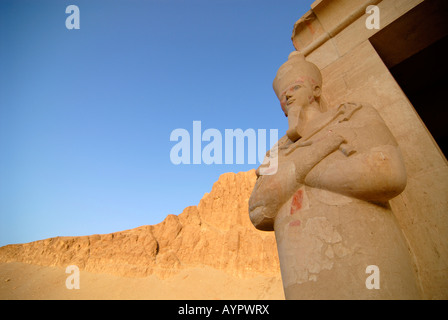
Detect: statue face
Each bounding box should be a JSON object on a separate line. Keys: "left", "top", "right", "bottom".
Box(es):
{"left": 282, "top": 78, "right": 322, "bottom": 141}
{"left": 284, "top": 79, "right": 316, "bottom": 113}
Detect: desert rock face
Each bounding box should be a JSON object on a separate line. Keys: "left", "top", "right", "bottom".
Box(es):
{"left": 0, "top": 170, "right": 280, "bottom": 280}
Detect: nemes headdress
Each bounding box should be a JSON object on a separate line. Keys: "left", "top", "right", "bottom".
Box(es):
{"left": 273, "top": 51, "right": 322, "bottom": 101}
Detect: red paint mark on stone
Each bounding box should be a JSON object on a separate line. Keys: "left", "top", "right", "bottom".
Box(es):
{"left": 305, "top": 20, "right": 316, "bottom": 35}
{"left": 290, "top": 189, "right": 303, "bottom": 215}
{"left": 293, "top": 77, "right": 305, "bottom": 85}
{"left": 289, "top": 220, "right": 301, "bottom": 227}
{"left": 308, "top": 95, "right": 315, "bottom": 104}
{"left": 293, "top": 41, "right": 300, "bottom": 50}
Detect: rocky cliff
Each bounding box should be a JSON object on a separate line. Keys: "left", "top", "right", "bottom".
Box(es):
{"left": 0, "top": 170, "right": 280, "bottom": 280}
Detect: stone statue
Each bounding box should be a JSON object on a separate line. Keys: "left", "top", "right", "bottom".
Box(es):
{"left": 249, "top": 51, "right": 421, "bottom": 299}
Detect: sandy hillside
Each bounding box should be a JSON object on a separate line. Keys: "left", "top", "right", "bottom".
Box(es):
{"left": 0, "top": 170, "right": 284, "bottom": 300}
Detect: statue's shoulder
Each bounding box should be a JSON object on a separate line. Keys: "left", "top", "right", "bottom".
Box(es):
{"left": 273, "top": 134, "right": 292, "bottom": 151}
{"left": 335, "top": 102, "right": 384, "bottom": 123}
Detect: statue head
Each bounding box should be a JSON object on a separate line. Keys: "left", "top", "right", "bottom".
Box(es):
{"left": 273, "top": 52, "right": 324, "bottom": 141}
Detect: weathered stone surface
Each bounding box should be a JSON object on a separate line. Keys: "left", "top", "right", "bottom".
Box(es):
{"left": 0, "top": 170, "right": 280, "bottom": 280}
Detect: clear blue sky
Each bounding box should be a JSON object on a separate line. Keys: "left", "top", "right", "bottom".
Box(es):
{"left": 0, "top": 0, "right": 314, "bottom": 246}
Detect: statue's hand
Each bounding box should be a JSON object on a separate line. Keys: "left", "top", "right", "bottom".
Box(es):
{"left": 249, "top": 131, "right": 345, "bottom": 230}
{"left": 250, "top": 159, "right": 297, "bottom": 231}
{"left": 291, "top": 130, "right": 346, "bottom": 183}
